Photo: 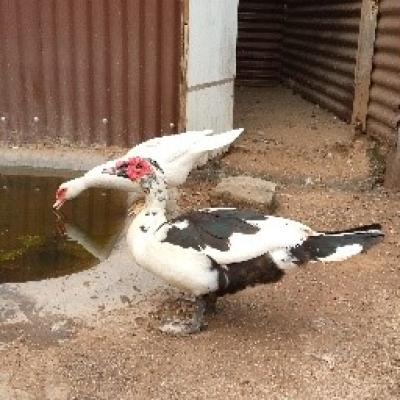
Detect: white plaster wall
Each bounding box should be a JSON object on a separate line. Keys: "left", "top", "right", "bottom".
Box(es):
{"left": 186, "top": 0, "right": 239, "bottom": 132}
{"left": 186, "top": 81, "right": 234, "bottom": 133}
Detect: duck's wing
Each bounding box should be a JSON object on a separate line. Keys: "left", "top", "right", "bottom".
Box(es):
{"left": 157, "top": 208, "right": 313, "bottom": 264}
{"left": 125, "top": 130, "right": 213, "bottom": 161}
{"left": 128, "top": 129, "right": 243, "bottom": 165}
{"left": 157, "top": 129, "right": 244, "bottom": 185}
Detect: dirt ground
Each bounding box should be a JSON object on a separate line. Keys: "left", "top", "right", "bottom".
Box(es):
{"left": 1, "top": 86, "right": 399, "bottom": 400}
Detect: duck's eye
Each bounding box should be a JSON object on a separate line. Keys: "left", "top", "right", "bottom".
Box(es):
{"left": 56, "top": 188, "right": 67, "bottom": 198}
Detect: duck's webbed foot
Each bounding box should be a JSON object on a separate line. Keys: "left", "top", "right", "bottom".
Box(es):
{"left": 159, "top": 296, "right": 207, "bottom": 336}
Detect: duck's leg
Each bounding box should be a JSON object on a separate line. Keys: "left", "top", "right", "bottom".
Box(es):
{"left": 159, "top": 295, "right": 207, "bottom": 336}
{"left": 204, "top": 293, "right": 218, "bottom": 314}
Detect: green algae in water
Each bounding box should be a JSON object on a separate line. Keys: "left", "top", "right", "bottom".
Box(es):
{"left": 0, "top": 169, "right": 127, "bottom": 283}
{"left": 0, "top": 235, "right": 44, "bottom": 262}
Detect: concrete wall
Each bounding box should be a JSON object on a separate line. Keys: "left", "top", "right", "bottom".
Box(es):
{"left": 186, "top": 0, "right": 239, "bottom": 133}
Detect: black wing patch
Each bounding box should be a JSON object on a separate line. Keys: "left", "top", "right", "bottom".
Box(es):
{"left": 162, "top": 209, "right": 267, "bottom": 252}
{"left": 209, "top": 254, "right": 284, "bottom": 296}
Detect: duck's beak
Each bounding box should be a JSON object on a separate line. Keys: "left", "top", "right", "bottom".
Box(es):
{"left": 53, "top": 199, "right": 65, "bottom": 210}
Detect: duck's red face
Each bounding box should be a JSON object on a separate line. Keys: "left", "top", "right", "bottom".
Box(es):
{"left": 107, "top": 157, "right": 154, "bottom": 181}
{"left": 53, "top": 187, "right": 67, "bottom": 209}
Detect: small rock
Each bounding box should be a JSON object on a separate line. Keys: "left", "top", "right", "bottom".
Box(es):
{"left": 50, "top": 320, "right": 69, "bottom": 333}
{"left": 305, "top": 177, "right": 313, "bottom": 185}
{"left": 211, "top": 176, "right": 277, "bottom": 212}
{"left": 307, "top": 352, "right": 336, "bottom": 370}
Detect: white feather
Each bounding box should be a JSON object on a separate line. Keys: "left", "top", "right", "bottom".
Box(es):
{"left": 127, "top": 129, "right": 214, "bottom": 161}
{"left": 317, "top": 244, "right": 364, "bottom": 262}
{"left": 127, "top": 222, "right": 218, "bottom": 296}
{"left": 173, "top": 220, "right": 189, "bottom": 230}
{"left": 269, "top": 249, "right": 299, "bottom": 270}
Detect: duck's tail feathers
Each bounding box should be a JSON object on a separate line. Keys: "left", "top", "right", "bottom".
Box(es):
{"left": 291, "top": 224, "right": 384, "bottom": 263}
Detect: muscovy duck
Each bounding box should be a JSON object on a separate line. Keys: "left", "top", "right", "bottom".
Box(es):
{"left": 102, "top": 157, "right": 384, "bottom": 335}
{"left": 53, "top": 128, "right": 243, "bottom": 209}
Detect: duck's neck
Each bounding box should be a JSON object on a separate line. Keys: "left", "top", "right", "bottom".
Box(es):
{"left": 128, "top": 173, "right": 169, "bottom": 238}
{"left": 145, "top": 174, "right": 168, "bottom": 210}
{"left": 65, "top": 177, "right": 88, "bottom": 198}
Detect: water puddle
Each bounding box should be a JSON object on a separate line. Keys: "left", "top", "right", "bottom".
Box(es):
{"left": 0, "top": 167, "right": 127, "bottom": 283}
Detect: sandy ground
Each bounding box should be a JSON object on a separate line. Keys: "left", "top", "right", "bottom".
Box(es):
{"left": 1, "top": 86, "right": 399, "bottom": 399}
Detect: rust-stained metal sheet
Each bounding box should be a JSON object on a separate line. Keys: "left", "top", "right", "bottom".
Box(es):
{"left": 366, "top": 0, "right": 400, "bottom": 145}
{"left": 282, "top": 0, "right": 362, "bottom": 122}
{"left": 236, "top": 0, "right": 284, "bottom": 86}
{"left": 0, "top": 0, "right": 182, "bottom": 147}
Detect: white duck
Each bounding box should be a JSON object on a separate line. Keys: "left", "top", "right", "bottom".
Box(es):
{"left": 103, "top": 157, "right": 384, "bottom": 335}
{"left": 53, "top": 129, "right": 243, "bottom": 209}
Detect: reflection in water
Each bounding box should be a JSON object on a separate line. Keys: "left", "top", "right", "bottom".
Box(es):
{"left": 0, "top": 168, "right": 127, "bottom": 283}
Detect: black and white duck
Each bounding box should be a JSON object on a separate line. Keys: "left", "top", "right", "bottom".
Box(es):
{"left": 103, "top": 157, "right": 384, "bottom": 335}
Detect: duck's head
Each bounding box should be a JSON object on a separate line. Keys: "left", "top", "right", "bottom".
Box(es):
{"left": 102, "top": 157, "right": 162, "bottom": 188}
{"left": 53, "top": 178, "right": 86, "bottom": 210}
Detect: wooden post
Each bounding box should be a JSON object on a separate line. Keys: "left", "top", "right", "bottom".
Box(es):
{"left": 351, "top": 0, "right": 379, "bottom": 131}
{"left": 384, "top": 112, "right": 400, "bottom": 190}
{"left": 178, "top": 0, "right": 190, "bottom": 132}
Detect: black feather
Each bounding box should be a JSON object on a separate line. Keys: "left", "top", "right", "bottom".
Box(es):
{"left": 161, "top": 208, "right": 267, "bottom": 251}
{"left": 210, "top": 254, "right": 284, "bottom": 296}
{"left": 321, "top": 223, "right": 382, "bottom": 235}
{"left": 291, "top": 225, "right": 384, "bottom": 264}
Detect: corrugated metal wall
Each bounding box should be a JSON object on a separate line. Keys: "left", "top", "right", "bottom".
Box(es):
{"left": 0, "top": 0, "right": 182, "bottom": 147}
{"left": 366, "top": 0, "right": 400, "bottom": 144}
{"left": 282, "top": 0, "right": 362, "bottom": 122}
{"left": 236, "top": 0, "right": 284, "bottom": 86}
